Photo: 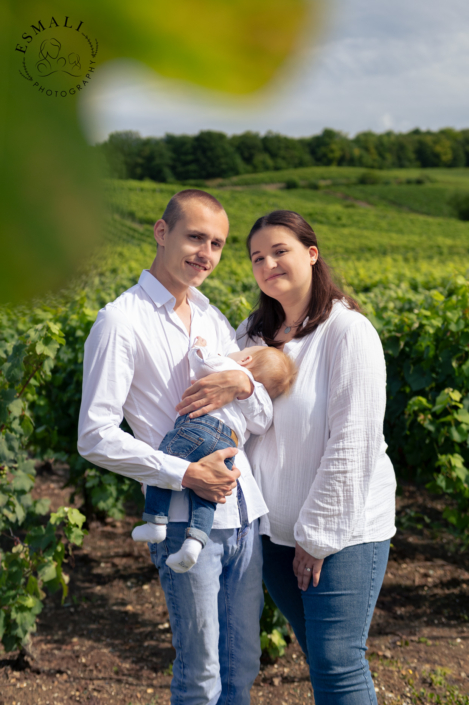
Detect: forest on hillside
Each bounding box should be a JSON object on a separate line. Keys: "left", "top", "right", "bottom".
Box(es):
{"left": 96, "top": 127, "right": 469, "bottom": 183}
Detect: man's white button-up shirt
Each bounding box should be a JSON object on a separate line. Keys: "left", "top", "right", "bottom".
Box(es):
{"left": 78, "top": 270, "right": 270, "bottom": 529}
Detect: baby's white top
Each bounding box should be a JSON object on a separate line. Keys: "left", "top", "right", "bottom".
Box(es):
{"left": 187, "top": 343, "right": 272, "bottom": 449}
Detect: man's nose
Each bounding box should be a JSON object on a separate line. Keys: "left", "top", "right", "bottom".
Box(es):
{"left": 196, "top": 242, "right": 211, "bottom": 259}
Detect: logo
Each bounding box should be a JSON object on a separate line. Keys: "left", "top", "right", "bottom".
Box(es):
{"left": 15, "top": 16, "right": 98, "bottom": 98}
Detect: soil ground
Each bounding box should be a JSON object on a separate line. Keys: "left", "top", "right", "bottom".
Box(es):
{"left": 1, "top": 466, "right": 469, "bottom": 705}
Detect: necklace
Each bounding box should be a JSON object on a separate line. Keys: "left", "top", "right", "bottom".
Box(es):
{"left": 284, "top": 326, "right": 291, "bottom": 334}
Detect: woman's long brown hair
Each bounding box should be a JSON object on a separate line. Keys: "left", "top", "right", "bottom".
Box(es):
{"left": 246, "top": 210, "right": 359, "bottom": 347}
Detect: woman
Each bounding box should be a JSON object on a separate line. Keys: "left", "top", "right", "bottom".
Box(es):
{"left": 237, "top": 210, "right": 396, "bottom": 705}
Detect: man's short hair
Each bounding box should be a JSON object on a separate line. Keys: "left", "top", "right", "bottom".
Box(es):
{"left": 249, "top": 347, "right": 297, "bottom": 400}
{"left": 161, "top": 189, "right": 225, "bottom": 232}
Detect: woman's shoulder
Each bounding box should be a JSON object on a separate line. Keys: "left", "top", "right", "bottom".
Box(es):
{"left": 321, "top": 300, "right": 379, "bottom": 350}
{"left": 236, "top": 318, "right": 266, "bottom": 349}
{"left": 330, "top": 300, "right": 374, "bottom": 332}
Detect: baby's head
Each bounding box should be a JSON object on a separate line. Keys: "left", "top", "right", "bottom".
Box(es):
{"left": 230, "top": 345, "right": 297, "bottom": 399}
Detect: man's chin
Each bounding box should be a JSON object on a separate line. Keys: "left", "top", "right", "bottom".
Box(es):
{"left": 185, "top": 270, "right": 211, "bottom": 287}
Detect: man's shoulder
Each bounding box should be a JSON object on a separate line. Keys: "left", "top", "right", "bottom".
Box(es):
{"left": 97, "top": 282, "right": 151, "bottom": 328}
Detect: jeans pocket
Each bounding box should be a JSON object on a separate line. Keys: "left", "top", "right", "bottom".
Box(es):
{"left": 166, "top": 427, "right": 205, "bottom": 458}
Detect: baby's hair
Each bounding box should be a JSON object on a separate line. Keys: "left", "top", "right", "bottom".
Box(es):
{"left": 248, "top": 347, "right": 297, "bottom": 399}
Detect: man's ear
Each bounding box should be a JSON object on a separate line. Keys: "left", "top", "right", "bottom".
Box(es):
{"left": 238, "top": 355, "right": 253, "bottom": 367}
{"left": 154, "top": 218, "right": 168, "bottom": 247}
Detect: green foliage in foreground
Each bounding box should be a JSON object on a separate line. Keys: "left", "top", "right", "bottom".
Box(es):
{"left": 360, "top": 275, "right": 469, "bottom": 542}
{"left": 260, "top": 587, "right": 289, "bottom": 659}
{"left": 0, "top": 321, "right": 87, "bottom": 652}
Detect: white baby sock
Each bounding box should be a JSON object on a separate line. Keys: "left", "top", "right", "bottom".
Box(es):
{"left": 132, "top": 522, "right": 167, "bottom": 544}
{"left": 166, "top": 538, "right": 203, "bottom": 573}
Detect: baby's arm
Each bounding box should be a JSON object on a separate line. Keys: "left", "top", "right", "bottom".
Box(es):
{"left": 193, "top": 337, "right": 207, "bottom": 359}
{"left": 189, "top": 342, "right": 248, "bottom": 378}
{"left": 236, "top": 386, "right": 273, "bottom": 436}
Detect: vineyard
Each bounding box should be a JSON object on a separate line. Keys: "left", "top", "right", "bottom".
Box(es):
{"left": 2, "top": 167, "right": 469, "bottom": 704}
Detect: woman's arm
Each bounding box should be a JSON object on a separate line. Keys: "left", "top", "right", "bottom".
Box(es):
{"left": 294, "top": 317, "right": 388, "bottom": 561}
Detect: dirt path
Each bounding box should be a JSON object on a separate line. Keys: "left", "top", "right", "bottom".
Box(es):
{"left": 1, "top": 469, "right": 468, "bottom": 705}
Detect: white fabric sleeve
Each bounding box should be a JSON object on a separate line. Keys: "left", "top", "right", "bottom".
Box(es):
{"left": 188, "top": 345, "right": 251, "bottom": 379}
{"left": 236, "top": 382, "right": 273, "bottom": 436}
{"left": 293, "top": 319, "right": 387, "bottom": 559}
{"left": 77, "top": 308, "right": 189, "bottom": 489}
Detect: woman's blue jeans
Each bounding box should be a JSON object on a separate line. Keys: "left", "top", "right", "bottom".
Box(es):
{"left": 262, "top": 536, "right": 390, "bottom": 705}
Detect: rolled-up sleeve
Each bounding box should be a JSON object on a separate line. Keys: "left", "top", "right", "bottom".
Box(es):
{"left": 294, "top": 319, "right": 387, "bottom": 559}
{"left": 77, "top": 307, "right": 189, "bottom": 489}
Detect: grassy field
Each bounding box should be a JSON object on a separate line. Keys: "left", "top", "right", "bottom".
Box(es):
{"left": 103, "top": 168, "right": 469, "bottom": 310}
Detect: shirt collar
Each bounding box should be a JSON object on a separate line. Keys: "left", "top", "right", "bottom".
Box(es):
{"left": 138, "top": 270, "right": 210, "bottom": 311}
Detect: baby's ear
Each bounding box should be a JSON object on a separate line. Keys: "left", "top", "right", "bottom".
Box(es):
{"left": 238, "top": 355, "right": 253, "bottom": 367}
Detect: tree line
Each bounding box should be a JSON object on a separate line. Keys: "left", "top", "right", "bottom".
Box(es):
{"left": 96, "top": 127, "right": 469, "bottom": 182}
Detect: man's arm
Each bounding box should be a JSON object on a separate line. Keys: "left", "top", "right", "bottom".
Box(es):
{"left": 176, "top": 368, "right": 272, "bottom": 435}
{"left": 183, "top": 447, "right": 239, "bottom": 502}
{"left": 78, "top": 307, "right": 239, "bottom": 501}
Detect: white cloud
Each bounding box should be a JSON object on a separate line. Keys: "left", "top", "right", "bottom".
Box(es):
{"left": 80, "top": 0, "right": 469, "bottom": 141}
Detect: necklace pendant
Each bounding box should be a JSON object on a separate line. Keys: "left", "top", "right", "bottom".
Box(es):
{"left": 284, "top": 326, "right": 291, "bottom": 334}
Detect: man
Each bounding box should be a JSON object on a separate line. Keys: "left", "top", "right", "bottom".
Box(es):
{"left": 78, "top": 190, "right": 271, "bottom": 705}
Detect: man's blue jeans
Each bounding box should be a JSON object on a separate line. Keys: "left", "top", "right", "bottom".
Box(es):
{"left": 144, "top": 413, "right": 237, "bottom": 547}
{"left": 262, "top": 536, "right": 390, "bottom": 705}
{"left": 150, "top": 491, "right": 263, "bottom": 705}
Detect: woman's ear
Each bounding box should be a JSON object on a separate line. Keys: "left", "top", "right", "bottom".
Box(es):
{"left": 238, "top": 355, "right": 253, "bottom": 367}
{"left": 309, "top": 245, "right": 318, "bottom": 265}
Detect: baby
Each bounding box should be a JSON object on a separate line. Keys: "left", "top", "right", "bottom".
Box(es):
{"left": 132, "top": 337, "right": 297, "bottom": 572}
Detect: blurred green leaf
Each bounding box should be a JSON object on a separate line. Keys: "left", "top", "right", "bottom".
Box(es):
{"left": 1, "top": 0, "right": 314, "bottom": 303}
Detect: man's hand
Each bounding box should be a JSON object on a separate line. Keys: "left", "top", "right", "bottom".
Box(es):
{"left": 293, "top": 542, "right": 324, "bottom": 591}
{"left": 176, "top": 370, "right": 253, "bottom": 419}
{"left": 182, "top": 446, "right": 240, "bottom": 503}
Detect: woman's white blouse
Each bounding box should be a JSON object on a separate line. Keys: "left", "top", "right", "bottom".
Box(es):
{"left": 236, "top": 301, "right": 396, "bottom": 560}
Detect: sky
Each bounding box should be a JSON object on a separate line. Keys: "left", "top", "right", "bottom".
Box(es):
{"left": 81, "top": 0, "right": 469, "bottom": 142}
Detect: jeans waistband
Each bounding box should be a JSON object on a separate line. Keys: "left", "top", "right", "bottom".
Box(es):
{"left": 176, "top": 413, "right": 237, "bottom": 446}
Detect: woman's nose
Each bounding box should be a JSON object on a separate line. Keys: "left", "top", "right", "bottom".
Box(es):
{"left": 264, "top": 256, "right": 277, "bottom": 269}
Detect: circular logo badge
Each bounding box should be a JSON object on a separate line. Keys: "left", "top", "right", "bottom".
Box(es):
{"left": 16, "top": 16, "right": 98, "bottom": 98}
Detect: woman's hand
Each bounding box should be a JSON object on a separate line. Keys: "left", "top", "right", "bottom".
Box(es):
{"left": 176, "top": 370, "right": 254, "bottom": 419}
{"left": 293, "top": 542, "right": 324, "bottom": 591}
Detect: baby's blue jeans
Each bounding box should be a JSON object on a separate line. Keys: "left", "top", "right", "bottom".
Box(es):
{"left": 143, "top": 413, "right": 237, "bottom": 547}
